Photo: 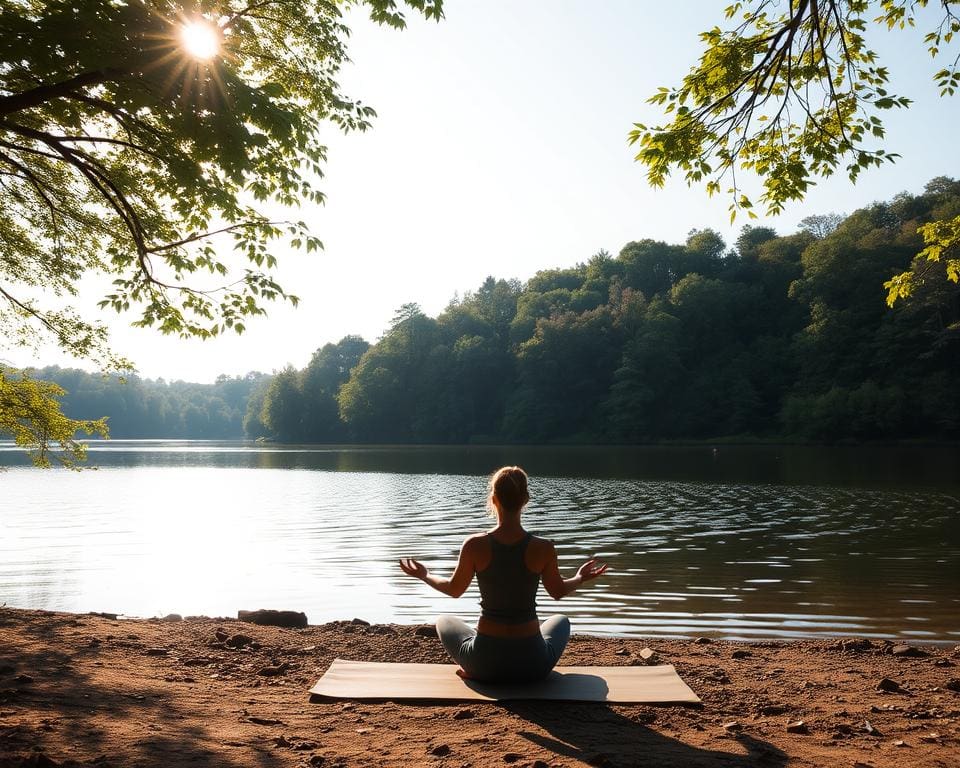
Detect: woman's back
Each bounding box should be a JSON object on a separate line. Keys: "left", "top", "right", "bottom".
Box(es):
{"left": 476, "top": 532, "right": 539, "bottom": 624}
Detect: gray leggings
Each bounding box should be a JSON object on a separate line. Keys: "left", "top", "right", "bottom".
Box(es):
{"left": 436, "top": 614, "right": 571, "bottom": 683}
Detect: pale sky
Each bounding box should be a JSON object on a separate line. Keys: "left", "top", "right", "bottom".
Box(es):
{"left": 11, "top": 0, "right": 960, "bottom": 382}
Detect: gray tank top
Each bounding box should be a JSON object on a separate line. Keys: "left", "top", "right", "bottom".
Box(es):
{"left": 476, "top": 531, "right": 539, "bottom": 624}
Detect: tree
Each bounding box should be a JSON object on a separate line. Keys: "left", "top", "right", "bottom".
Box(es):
{"left": 631, "top": 0, "right": 958, "bottom": 218}
{"left": 0, "top": 0, "right": 443, "bottom": 458}
{"left": 0, "top": 367, "right": 106, "bottom": 466}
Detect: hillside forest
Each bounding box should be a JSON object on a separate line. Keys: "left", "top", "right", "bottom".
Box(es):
{"left": 29, "top": 179, "right": 960, "bottom": 445}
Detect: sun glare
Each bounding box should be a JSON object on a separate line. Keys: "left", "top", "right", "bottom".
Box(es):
{"left": 181, "top": 20, "right": 220, "bottom": 60}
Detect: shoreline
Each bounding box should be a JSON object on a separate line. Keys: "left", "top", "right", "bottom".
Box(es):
{"left": 1, "top": 608, "right": 958, "bottom": 767}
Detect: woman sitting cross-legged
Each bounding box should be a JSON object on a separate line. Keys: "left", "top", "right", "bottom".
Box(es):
{"left": 399, "top": 465, "right": 609, "bottom": 683}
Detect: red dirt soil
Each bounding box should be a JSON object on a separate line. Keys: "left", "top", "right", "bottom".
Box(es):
{"left": 1, "top": 607, "right": 958, "bottom": 767}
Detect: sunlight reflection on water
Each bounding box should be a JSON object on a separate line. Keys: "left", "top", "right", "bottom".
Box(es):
{"left": 1, "top": 441, "right": 958, "bottom": 640}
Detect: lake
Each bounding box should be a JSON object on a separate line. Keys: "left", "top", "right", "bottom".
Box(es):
{"left": 1, "top": 441, "right": 958, "bottom": 641}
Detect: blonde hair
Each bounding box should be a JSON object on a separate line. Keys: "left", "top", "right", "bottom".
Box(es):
{"left": 486, "top": 466, "right": 529, "bottom": 516}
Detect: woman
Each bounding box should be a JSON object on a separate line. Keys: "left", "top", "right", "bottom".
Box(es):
{"left": 399, "top": 466, "right": 609, "bottom": 683}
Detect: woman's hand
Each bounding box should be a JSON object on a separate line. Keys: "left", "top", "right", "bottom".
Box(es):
{"left": 399, "top": 557, "right": 428, "bottom": 581}
{"left": 576, "top": 558, "right": 609, "bottom": 584}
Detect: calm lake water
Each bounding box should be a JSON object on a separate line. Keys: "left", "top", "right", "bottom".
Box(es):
{"left": 1, "top": 441, "right": 958, "bottom": 641}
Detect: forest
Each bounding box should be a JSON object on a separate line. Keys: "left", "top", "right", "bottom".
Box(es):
{"left": 28, "top": 368, "right": 269, "bottom": 439}
{"left": 34, "top": 179, "right": 960, "bottom": 445}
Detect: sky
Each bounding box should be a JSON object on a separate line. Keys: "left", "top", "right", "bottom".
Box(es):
{"left": 10, "top": 0, "right": 960, "bottom": 382}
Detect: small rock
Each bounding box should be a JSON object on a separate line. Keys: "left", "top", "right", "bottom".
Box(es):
{"left": 944, "top": 678, "right": 960, "bottom": 691}
{"left": 863, "top": 720, "right": 883, "bottom": 737}
{"left": 88, "top": 611, "right": 118, "bottom": 620}
{"left": 225, "top": 634, "right": 254, "bottom": 649}
{"left": 892, "top": 645, "right": 926, "bottom": 658}
{"left": 429, "top": 744, "right": 451, "bottom": 757}
{"left": 893, "top": 739, "right": 906, "bottom": 747}
{"left": 238, "top": 609, "right": 308, "bottom": 629}
{"left": 919, "top": 733, "right": 941, "bottom": 743}
{"left": 257, "top": 663, "right": 291, "bottom": 677}
{"left": 731, "top": 649, "right": 752, "bottom": 659}
{"left": 214, "top": 629, "right": 229, "bottom": 642}
{"left": 722, "top": 721, "right": 742, "bottom": 731}
{"left": 14, "top": 674, "right": 34, "bottom": 684}
{"left": 272, "top": 735, "right": 291, "bottom": 749}
{"left": 532, "top": 761, "right": 549, "bottom": 768}
{"left": 308, "top": 756, "right": 325, "bottom": 767}
{"left": 760, "top": 704, "right": 788, "bottom": 716}
{"left": 145, "top": 648, "right": 169, "bottom": 656}
{"left": 838, "top": 638, "right": 872, "bottom": 652}
{"left": 248, "top": 716, "right": 284, "bottom": 726}
{"left": 615, "top": 648, "right": 630, "bottom": 656}
{"left": 160, "top": 613, "right": 183, "bottom": 622}
{"left": 694, "top": 637, "right": 712, "bottom": 644}
{"left": 639, "top": 647, "right": 656, "bottom": 661}
{"left": 876, "top": 678, "right": 904, "bottom": 693}
{"left": 415, "top": 625, "right": 438, "bottom": 638}
{"left": 452, "top": 708, "right": 474, "bottom": 720}
{"left": 934, "top": 659, "right": 954, "bottom": 667}
{"left": 350, "top": 618, "right": 371, "bottom": 627}
{"left": 786, "top": 720, "right": 809, "bottom": 734}
{"left": 502, "top": 754, "right": 522, "bottom": 764}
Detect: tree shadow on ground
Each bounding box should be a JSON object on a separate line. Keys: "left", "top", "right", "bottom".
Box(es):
{"left": 503, "top": 700, "right": 787, "bottom": 768}
{"left": 0, "top": 609, "right": 284, "bottom": 768}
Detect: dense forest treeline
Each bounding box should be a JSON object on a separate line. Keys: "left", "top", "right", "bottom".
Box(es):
{"left": 24, "top": 368, "right": 269, "bottom": 439}
{"left": 29, "top": 179, "right": 960, "bottom": 444}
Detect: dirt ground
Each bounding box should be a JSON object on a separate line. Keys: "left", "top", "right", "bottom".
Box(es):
{"left": 1, "top": 607, "right": 958, "bottom": 768}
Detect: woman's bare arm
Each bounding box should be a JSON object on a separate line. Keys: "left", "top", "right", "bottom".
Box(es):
{"left": 540, "top": 542, "right": 609, "bottom": 600}
{"left": 399, "top": 537, "right": 478, "bottom": 598}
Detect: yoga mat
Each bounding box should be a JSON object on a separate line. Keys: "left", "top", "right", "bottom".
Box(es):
{"left": 309, "top": 659, "right": 701, "bottom": 703}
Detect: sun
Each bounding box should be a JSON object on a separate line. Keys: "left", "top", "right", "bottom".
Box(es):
{"left": 181, "top": 20, "right": 220, "bottom": 60}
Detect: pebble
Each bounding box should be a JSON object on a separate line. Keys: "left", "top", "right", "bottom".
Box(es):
{"left": 722, "top": 721, "right": 742, "bottom": 731}
{"left": 893, "top": 739, "right": 907, "bottom": 747}
{"left": 214, "top": 629, "right": 229, "bottom": 642}
{"left": 892, "top": 645, "right": 926, "bottom": 658}
{"left": 429, "top": 744, "right": 451, "bottom": 757}
{"left": 350, "top": 618, "right": 371, "bottom": 627}
{"left": 919, "top": 733, "right": 941, "bottom": 743}
{"left": 945, "top": 679, "right": 960, "bottom": 691}
{"left": 934, "top": 659, "right": 955, "bottom": 667}
{"left": 760, "top": 704, "right": 788, "bottom": 716}
{"left": 415, "top": 625, "right": 439, "bottom": 638}
{"left": 532, "top": 761, "right": 549, "bottom": 768}
{"left": 145, "top": 648, "right": 169, "bottom": 656}
{"left": 731, "top": 649, "right": 752, "bottom": 659}
{"left": 615, "top": 648, "right": 630, "bottom": 656}
{"left": 639, "top": 648, "right": 656, "bottom": 661}
{"left": 308, "top": 756, "right": 325, "bottom": 767}
{"left": 452, "top": 708, "right": 474, "bottom": 720}
{"left": 14, "top": 674, "right": 33, "bottom": 684}
{"left": 248, "top": 716, "right": 284, "bottom": 726}
{"left": 160, "top": 613, "right": 183, "bottom": 622}
{"left": 502, "top": 754, "right": 522, "bottom": 764}
{"left": 785, "top": 720, "right": 809, "bottom": 734}
{"left": 225, "top": 634, "right": 254, "bottom": 649}
{"left": 257, "top": 663, "right": 291, "bottom": 677}
{"left": 863, "top": 720, "right": 883, "bottom": 737}
{"left": 694, "top": 637, "right": 712, "bottom": 644}
{"left": 876, "top": 678, "right": 904, "bottom": 693}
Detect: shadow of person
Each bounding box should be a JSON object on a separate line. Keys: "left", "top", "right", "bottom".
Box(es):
{"left": 463, "top": 672, "right": 610, "bottom": 700}
{"left": 504, "top": 700, "right": 787, "bottom": 768}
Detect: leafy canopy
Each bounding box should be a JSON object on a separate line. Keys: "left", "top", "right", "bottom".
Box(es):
{"left": 630, "top": 0, "right": 960, "bottom": 221}
{"left": 0, "top": 367, "right": 107, "bottom": 467}
{"left": 0, "top": 0, "right": 442, "bottom": 459}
